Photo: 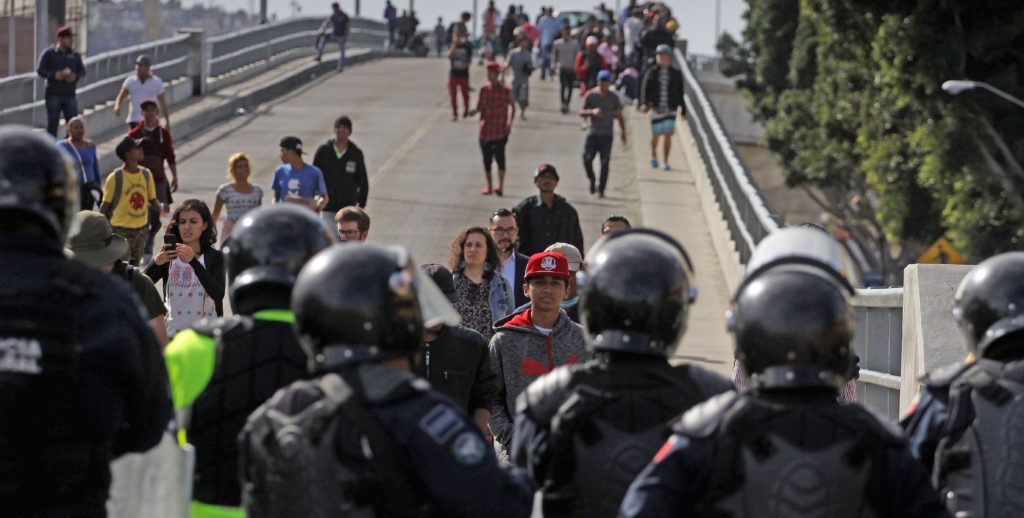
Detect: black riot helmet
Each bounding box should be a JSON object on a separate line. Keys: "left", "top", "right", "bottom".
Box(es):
{"left": 292, "top": 244, "right": 460, "bottom": 371}
{"left": 579, "top": 228, "right": 697, "bottom": 356}
{"left": 730, "top": 227, "right": 856, "bottom": 391}
{"left": 0, "top": 126, "right": 77, "bottom": 240}
{"left": 223, "top": 204, "right": 336, "bottom": 313}
{"left": 954, "top": 252, "right": 1024, "bottom": 360}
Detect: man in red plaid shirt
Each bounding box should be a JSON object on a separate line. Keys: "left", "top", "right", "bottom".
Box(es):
{"left": 474, "top": 61, "right": 515, "bottom": 196}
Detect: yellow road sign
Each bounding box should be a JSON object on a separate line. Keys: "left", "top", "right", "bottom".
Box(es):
{"left": 917, "top": 237, "right": 966, "bottom": 265}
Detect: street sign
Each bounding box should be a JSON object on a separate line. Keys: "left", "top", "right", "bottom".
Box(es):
{"left": 917, "top": 236, "right": 966, "bottom": 265}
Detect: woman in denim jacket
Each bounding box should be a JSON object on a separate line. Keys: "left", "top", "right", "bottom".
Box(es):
{"left": 448, "top": 226, "right": 513, "bottom": 339}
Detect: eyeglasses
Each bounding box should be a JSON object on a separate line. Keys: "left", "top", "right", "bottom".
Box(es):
{"left": 338, "top": 229, "right": 361, "bottom": 238}
{"left": 490, "top": 226, "right": 517, "bottom": 235}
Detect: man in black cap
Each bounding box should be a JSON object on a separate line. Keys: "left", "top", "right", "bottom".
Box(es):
{"left": 271, "top": 135, "right": 328, "bottom": 212}
{"left": 513, "top": 164, "right": 584, "bottom": 255}
{"left": 416, "top": 263, "right": 497, "bottom": 439}
{"left": 36, "top": 25, "right": 86, "bottom": 137}
{"left": 0, "top": 125, "right": 171, "bottom": 516}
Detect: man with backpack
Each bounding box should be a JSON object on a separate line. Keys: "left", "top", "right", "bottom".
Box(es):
{"left": 239, "top": 244, "right": 533, "bottom": 517}
{"left": 67, "top": 210, "right": 169, "bottom": 347}
{"left": 902, "top": 252, "right": 1024, "bottom": 516}
{"left": 127, "top": 99, "right": 177, "bottom": 263}
{"left": 512, "top": 230, "right": 731, "bottom": 516}
{"left": 100, "top": 136, "right": 161, "bottom": 266}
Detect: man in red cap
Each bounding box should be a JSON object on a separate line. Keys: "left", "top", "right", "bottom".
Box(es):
{"left": 488, "top": 251, "right": 588, "bottom": 462}
{"left": 36, "top": 25, "right": 86, "bottom": 137}
{"left": 473, "top": 61, "right": 515, "bottom": 196}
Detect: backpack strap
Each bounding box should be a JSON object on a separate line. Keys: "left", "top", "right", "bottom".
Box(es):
{"left": 328, "top": 372, "right": 428, "bottom": 515}
{"left": 107, "top": 168, "right": 124, "bottom": 215}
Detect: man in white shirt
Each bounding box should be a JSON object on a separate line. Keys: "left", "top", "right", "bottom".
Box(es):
{"left": 113, "top": 55, "right": 170, "bottom": 130}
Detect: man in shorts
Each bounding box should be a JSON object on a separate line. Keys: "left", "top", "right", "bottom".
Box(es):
{"left": 474, "top": 61, "right": 515, "bottom": 196}
{"left": 639, "top": 44, "right": 686, "bottom": 170}
{"left": 504, "top": 37, "right": 533, "bottom": 120}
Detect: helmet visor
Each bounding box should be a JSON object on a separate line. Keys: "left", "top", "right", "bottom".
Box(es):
{"left": 412, "top": 266, "right": 462, "bottom": 329}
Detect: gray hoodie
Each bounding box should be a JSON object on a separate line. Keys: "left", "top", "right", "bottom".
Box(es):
{"left": 488, "top": 307, "right": 589, "bottom": 458}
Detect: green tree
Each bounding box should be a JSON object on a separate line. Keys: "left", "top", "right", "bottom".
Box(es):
{"left": 718, "top": 0, "right": 1024, "bottom": 280}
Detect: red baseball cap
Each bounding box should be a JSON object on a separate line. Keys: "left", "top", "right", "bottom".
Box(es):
{"left": 486, "top": 61, "right": 501, "bottom": 71}
{"left": 56, "top": 26, "right": 73, "bottom": 37}
{"left": 524, "top": 252, "right": 570, "bottom": 282}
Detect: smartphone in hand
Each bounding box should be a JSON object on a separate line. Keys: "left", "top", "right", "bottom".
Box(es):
{"left": 163, "top": 234, "right": 178, "bottom": 255}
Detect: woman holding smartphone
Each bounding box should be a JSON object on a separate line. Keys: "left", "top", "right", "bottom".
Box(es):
{"left": 145, "top": 199, "right": 225, "bottom": 338}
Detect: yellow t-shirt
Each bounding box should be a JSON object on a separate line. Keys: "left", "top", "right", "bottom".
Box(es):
{"left": 102, "top": 166, "right": 157, "bottom": 229}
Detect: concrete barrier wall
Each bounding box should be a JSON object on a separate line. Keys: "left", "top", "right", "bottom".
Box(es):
{"left": 899, "top": 264, "right": 974, "bottom": 414}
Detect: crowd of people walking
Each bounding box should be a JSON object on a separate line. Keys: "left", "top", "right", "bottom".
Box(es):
{"left": 12, "top": 3, "right": 1024, "bottom": 518}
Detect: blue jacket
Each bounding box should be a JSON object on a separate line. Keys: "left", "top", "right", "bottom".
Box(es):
{"left": 453, "top": 271, "right": 513, "bottom": 323}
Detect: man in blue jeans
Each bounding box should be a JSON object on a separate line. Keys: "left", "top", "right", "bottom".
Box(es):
{"left": 315, "top": 2, "right": 350, "bottom": 72}
{"left": 36, "top": 26, "right": 86, "bottom": 137}
{"left": 580, "top": 70, "right": 627, "bottom": 198}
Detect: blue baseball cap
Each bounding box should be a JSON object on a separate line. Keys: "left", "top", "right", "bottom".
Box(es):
{"left": 656, "top": 43, "right": 673, "bottom": 54}
{"left": 597, "top": 70, "right": 612, "bottom": 82}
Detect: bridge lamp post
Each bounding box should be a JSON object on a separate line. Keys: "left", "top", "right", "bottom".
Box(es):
{"left": 942, "top": 80, "right": 1024, "bottom": 110}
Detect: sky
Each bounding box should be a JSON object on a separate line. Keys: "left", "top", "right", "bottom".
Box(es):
{"left": 211, "top": 0, "right": 747, "bottom": 56}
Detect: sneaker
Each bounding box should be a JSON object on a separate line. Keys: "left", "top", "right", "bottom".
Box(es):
{"left": 589, "top": 179, "right": 596, "bottom": 194}
{"left": 495, "top": 188, "right": 503, "bottom": 197}
{"left": 650, "top": 158, "right": 659, "bottom": 168}
{"left": 598, "top": 190, "right": 605, "bottom": 199}
{"left": 463, "top": 110, "right": 470, "bottom": 118}
{"left": 663, "top": 163, "right": 671, "bottom": 171}
{"left": 481, "top": 187, "right": 493, "bottom": 195}
{"left": 561, "top": 103, "right": 569, "bottom": 113}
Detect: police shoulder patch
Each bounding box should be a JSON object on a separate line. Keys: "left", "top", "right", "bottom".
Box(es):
{"left": 418, "top": 404, "right": 464, "bottom": 445}
{"left": 450, "top": 430, "right": 487, "bottom": 466}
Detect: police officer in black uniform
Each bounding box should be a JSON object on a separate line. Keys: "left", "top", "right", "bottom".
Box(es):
{"left": 619, "top": 227, "right": 948, "bottom": 518}
{"left": 239, "top": 244, "right": 533, "bottom": 517}
{"left": 511, "top": 229, "right": 731, "bottom": 516}
{"left": 902, "top": 251, "right": 1024, "bottom": 516}
{"left": 163, "top": 204, "right": 335, "bottom": 514}
{"left": 0, "top": 126, "right": 172, "bottom": 516}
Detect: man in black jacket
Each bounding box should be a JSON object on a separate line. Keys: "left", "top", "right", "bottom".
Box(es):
{"left": 513, "top": 164, "right": 584, "bottom": 256}
{"left": 417, "top": 264, "right": 497, "bottom": 441}
{"left": 36, "top": 26, "right": 86, "bottom": 137}
{"left": 639, "top": 44, "right": 685, "bottom": 171}
{"left": 313, "top": 115, "right": 369, "bottom": 226}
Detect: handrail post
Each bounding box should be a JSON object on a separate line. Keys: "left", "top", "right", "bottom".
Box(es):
{"left": 178, "top": 28, "right": 207, "bottom": 96}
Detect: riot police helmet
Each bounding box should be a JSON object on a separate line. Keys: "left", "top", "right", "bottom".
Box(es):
{"left": 0, "top": 126, "right": 77, "bottom": 240}
{"left": 954, "top": 251, "right": 1024, "bottom": 360}
{"left": 224, "top": 204, "right": 336, "bottom": 310}
{"left": 292, "top": 244, "right": 460, "bottom": 371}
{"left": 730, "top": 227, "right": 856, "bottom": 391}
{"left": 579, "top": 228, "right": 697, "bottom": 356}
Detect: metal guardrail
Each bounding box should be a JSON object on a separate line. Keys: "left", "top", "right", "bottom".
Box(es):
{"left": 0, "top": 34, "right": 191, "bottom": 125}
{"left": 686, "top": 53, "right": 720, "bottom": 74}
{"left": 676, "top": 48, "right": 780, "bottom": 264}
{"left": 208, "top": 16, "right": 388, "bottom": 78}
{"left": 852, "top": 288, "right": 904, "bottom": 421}
{"left": 1, "top": 16, "right": 388, "bottom": 126}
